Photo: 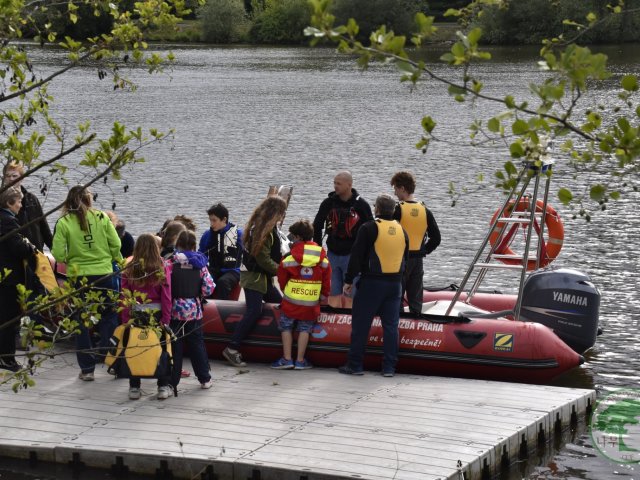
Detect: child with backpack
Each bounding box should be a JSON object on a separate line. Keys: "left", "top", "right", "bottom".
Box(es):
{"left": 169, "top": 230, "right": 215, "bottom": 394}
{"left": 272, "top": 220, "right": 331, "bottom": 370}
{"left": 119, "top": 234, "right": 172, "bottom": 400}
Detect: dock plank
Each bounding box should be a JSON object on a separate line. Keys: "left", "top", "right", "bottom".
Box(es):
{"left": 0, "top": 354, "right": 595, "bottom": 480}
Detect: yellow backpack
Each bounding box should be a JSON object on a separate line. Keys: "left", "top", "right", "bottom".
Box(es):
{"left": 34, "top": 251, "right": 59, "bottom": 292}
{"left": 106, "top": 322, "right": 173, "bottom": 381}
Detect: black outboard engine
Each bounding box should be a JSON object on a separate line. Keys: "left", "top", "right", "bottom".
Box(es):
{"left": 520, "top": 267, "right": 600, "bottom": 354}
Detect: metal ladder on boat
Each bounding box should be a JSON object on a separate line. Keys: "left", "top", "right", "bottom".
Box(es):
{"left": 444, "top": 158, "right": 555, "bottom": 320}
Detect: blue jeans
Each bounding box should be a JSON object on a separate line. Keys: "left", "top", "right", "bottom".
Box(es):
{"left": 75, "top": 275, "right": 119, "bottom": 373}
{"left": 347, "top": 276, "right": 402, "bottom": 373}
{"left": 170, "top": 319, "right": 211, "bottom": 387}
{"left": 229, "top": 283, "right": 282, "bottom": 350}
{"left": 327, "top": 251, "right": 358, "bottom": 297}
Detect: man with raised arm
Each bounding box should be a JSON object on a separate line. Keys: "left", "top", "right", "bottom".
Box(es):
{"left": 313, "top": 171, "right": 373, "bottom": 308}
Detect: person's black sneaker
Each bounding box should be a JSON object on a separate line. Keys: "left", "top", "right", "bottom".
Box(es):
{"left": 382, "top": 370, "right": 395, "bottom": 378}
{"left": 222, "top": 347, "right": 247, "bottom": 367}
{"left": 338, "top": 365, "right": 364, "bottom": 375}
{"left": 0, "top": 358, "right": 22, "bottom": 373}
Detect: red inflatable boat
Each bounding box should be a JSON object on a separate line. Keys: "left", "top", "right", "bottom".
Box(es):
{"left": 201, "top": 298, "right": 584, "bottom": 384}
{"left": 200, "top": 267, "right": 601, "bottom": 383}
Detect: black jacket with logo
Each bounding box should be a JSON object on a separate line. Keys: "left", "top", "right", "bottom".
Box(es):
{"left": 312, "top": 189, "right": 373, "bottom": 255}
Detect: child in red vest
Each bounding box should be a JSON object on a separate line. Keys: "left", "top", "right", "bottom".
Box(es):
{"left": 272, "top": 220, "right": 331, "bottom": 370}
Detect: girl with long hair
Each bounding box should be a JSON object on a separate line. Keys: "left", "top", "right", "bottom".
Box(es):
{"left": 222, "top": 195, "right": 288, "bottom": 367}
{"left": 51, "top": 185, "right": 123, "bottom": 381}
{"left": 120, "top": 233, "right": 172, "bottom": 400}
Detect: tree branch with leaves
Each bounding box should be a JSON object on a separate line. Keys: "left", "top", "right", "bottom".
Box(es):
{"left": 1, "top": 0, "right": 201, "bottom": 389}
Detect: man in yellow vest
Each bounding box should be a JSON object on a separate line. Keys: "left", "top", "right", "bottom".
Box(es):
{"left": 391, "top": 171, "right": 441, "bottom": 314}
{"left": 339, "top": 194, "right": 409, "bottom": 377}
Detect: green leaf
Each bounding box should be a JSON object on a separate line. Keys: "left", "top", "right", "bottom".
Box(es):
{"left": 504, "top": 95, "right": 515, "bottom": 109}
{"left": 397, "top": 61, "right": 414, "bottom": 73}
{"left": 440, "top": 53, "right": 455, "bottom": 64}
{"left": 558, "top": 188, "right": 573, "bottom": 204}
{"left": 487, "top": 117, "right": 500, "bottom": 133}
{"left": 504, "top": 161, "right": 517, "bottom": 175}
{"left": 448, "top": 84, "right": 466, "bottom": 96}
{"left": 617, "top": 117, "right": 631, "bottom": 132}
{"left": 610, "top": 191, "right": 621, "bottom": 200}
{"left": 510, "top": 142, "right": 524, "bottom": 158}
{"left": 467, "top": 28, "right": 482, "bottom": 45}
{"left": 512, "top": 119, "right": 529, "bottom": 135}
{"left": 421, "top": 116, "right": 436, "bottom": 133}
{"left": 451, "top": 42, "right": 465, "bottom": 58}
{"left": 590, "top": 184, "right": 606, "bottom": 202}
{"left": 621, "top": 75, "right": 638, "bottom": 92}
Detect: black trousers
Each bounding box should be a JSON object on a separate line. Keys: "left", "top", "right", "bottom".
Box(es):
{"left": 212, "top": 271, "right": 240, "bottom": 300}
{"left": 0, "top": 285, "right": 20, "bottom": 361}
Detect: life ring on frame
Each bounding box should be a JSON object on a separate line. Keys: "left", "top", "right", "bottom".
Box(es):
{"left": 489, "top": 199, "right": 564, "bottom": 271}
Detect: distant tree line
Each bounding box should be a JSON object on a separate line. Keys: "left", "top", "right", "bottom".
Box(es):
{"left": 26, "top": 0, "right": 640, "bottom": 45}
{"left": 475, "top": 0, "right": 640, "bottom": 44}
{"left": 198, "top": 0, "right": 640, "bottom": 44}
{"left": 199, "top": 0, "right": 433, "bottom": 44}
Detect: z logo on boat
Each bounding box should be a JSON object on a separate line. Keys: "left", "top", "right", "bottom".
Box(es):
{"left": 493, "top": 333, "right": 514, "bottom": 352}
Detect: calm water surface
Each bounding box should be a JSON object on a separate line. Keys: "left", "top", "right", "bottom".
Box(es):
{"left": 2, "top": 43, "right": 640, "bottom": 480}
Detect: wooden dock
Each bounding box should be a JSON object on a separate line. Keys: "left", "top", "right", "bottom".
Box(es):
{"left": 0, "top": 354, "right": 595, "bottom": 480}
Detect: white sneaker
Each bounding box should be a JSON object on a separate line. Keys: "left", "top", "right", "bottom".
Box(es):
{"left": 129, "top": 388, "right": 141, "bottom": 400}
{"left": 157, "top": 386, "right": 172, "bottom": 400}
{"left": 78, "top": 371, "right": 94, "bottom": 381}
{"left": 201, "top": 380, "right": 213, "bottom": 389}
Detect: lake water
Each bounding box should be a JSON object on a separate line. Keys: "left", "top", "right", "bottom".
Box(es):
{"left": 3, "top": 43, "right": 640, "bottom": 479}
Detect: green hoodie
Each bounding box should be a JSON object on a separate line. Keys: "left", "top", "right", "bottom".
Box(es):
{"left": 240, "top": 232, "right": 279, "bottom": 294}
{"left": 52, "top": 209, "right": 123, "bottom": 276}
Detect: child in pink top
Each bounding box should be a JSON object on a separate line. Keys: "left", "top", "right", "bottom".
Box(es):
{"left": 120, "top": 233, "right": 172, "bottom": 400}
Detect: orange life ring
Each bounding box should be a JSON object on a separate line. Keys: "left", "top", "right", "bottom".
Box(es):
{"left": 489, "top": 199, "right": 564, "bottom": 270}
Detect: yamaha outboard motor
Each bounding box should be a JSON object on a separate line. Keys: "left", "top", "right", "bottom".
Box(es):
{"left": 520, "top": 267, "right": 600, "bottom": 354}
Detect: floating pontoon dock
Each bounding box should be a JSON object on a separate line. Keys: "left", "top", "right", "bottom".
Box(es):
{"left": 0, "top": 355, "right": 594, "bottom": 480}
